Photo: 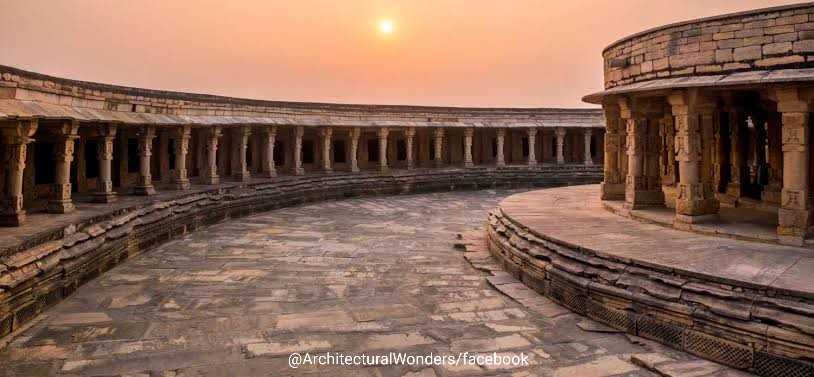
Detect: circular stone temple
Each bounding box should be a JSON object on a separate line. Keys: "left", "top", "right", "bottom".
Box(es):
{"left": 483, "top": 3, "right": 813, "bottom": 377}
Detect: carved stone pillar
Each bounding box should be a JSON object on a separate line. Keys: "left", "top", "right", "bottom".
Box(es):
{"left": 350, "top": 127, "right": 360, "bottom": 173}
{"left": 134, "top": 126, "right": 157, "bottom": 195}
{"left": 231, "top": 125, "right": 251, "bottom": 182}
{"left": 321, "top": 127, "right": 333, "bottom": 173}
{"left": 660, "top": 112, "right": 677, "bottom": 186}
{"left": 378, "top": 127, "right": 389, "bottom": 171}
{"left": 201, "top": 126, "right": 221, "bottom": 185}
{"left": 0, "top": 120, "right": 37, "bottom": 226}
{"left": 762, "top": 113, "right": 783, "bottom": 203}
{"left": 527, "top": 128, "right": 537, "bottom": 167}
{"left": 293, "top": 126, "right": 305, "bottom": 176}
{"left": 47, "top": 120, "right": 79, "bottom": 213}
{"left": 496, "top": 129, "right": 506, "bottom": 167}
{"left": 601, "top": 105, "right": 624, "bottom": 200}
{"left": 262, "top": 126, "right": 277, "bottom": 178}
{"left": 669, "top": 91, "right": 719, "bottom": 223}
{"left": 583, "top": 129, "right": 593, "bottom": 165}
{"left": 555, "top": 127, "right": 566, "bottom": 164}
{"left": 776, "top": 87, "right": 811, "bottom": 245}
{"left": 92, "top": 123, "right": 118, "bottom": 202}
{"left": 172, "top": 125, "right": 191, "bottom": 190}
{"left": 434, "top": 127, "right": 444, "bottom": 167}
{"left": 698, "top": 105, "right": 717, "bottom": 199}
{"left": 725, "top": 107, "right": 746, "bottom": 200}
{"left": 464, "top": 127, "right": 475, "bottom": 168}
{"left": 405, "top": 127, "right": 416, "bottom": 170}
{"left": 621, "top": 99, "right": 662, "bottom": 209}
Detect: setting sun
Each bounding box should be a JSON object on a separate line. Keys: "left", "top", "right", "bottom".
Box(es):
{"left": 379, "top": 19, "right": 394, "bottom": 34}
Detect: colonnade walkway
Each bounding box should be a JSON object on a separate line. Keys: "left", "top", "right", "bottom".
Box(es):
{"left": 0, "top": 190, "right": 745, "bottom": 376}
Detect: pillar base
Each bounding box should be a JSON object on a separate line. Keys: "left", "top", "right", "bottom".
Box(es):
{"left": 92, "top": 192, "right": 117, "bottom": 203}
{"left": 584, "top": 160, "right": 594, "bottom": 166}
{"left": 233, "top": 172, "right": 251, "bottom": 182}
{"left": 496, "top": 161, "right": 506, "bottom": 168}
{"left": 624, "top": 189, "right": 664, "bottom": 208}
{"left": 45, "top": 199, "right": 75, "bottom": 214}
{"left": 293, "top": 168, "right": 305, "bottom": 176}
{"left": 434, "top": 161, "right": 443, "bottom": 168}
{"left": 351, "top": 166, "right": 360, "bottom": 173}
{"left": 600, "top": 183, "right": 625, "bottom": 201}
{"left": 0, "top": 211, "right": 25, "bottom": 227}
{"left": 465, "top": 161, "right": 474, "bottom": 168}
{"left": 676, "top": 198, "right": 720, "bottom": 218}
{"left": 174, "top": 180, "right": 191, "bottom": 190}
{"left": 777, "top": 208, "right": 811, "bottom": 246}
{"left": 527, "top": 162, "right": 537, "bottom": 168}
{"left": 324, "top": 168, "right": 333, "bottom": 174}
{"left": 407, "top": 163, "right": 415, "bottom": 170}
{"left": 722, "top": 183, "right": 743, "bottom": 205}
{"left": 264, "top": 170, "right": 277, "bottom": 179}
{"left": 133, "top": 185, "right": 157, "bottom": 196}
{"left": 674, "top": 213, "right": 719, "bottom": 229}
{"left": 379, "top": 166, "right": 389, "bottom": 172}
{"left": 761, "top": 184, "right": 782, "bottom": 204}
{"left": 201, "top": 176, "right": 220, "bottom": 185}
{"left": 556, "top": 159, "right": 565, "bottom": 164}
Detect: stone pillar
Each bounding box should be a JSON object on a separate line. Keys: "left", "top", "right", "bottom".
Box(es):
{"left": 46, "top": 120, "right": 79, "bottom": 213}
{"left": 527, "top": 128, "right": 537, "bottom": 167}
{"left": 669, "top": 91, "right": 719, "bottom": 224}
{"left": 698, "top": 105, "right": 717, "bottom": 199}
{"left": 464, "top": 127, "right": 475, "bottom": 168}
{"left": 496, "top": 129, "right": 506, "bottom": 167}
{"left": 0, "top": 120, "right": 37, "bottom": 226}
{"left": 660, "top": 111, "right": 677, "bottom": 185}
{"left": 776, "top": 87, "right": 811, "bottom": 246}
{"left": 201, "top": 126, "right": 221, "bottom": 185}
{"left": 378, "top": 127, "right": 389, "bottom": 171}
{"left": 434, "top": 127, "right": 444, "bottom": 167}
{"left": 405, "top": 127, "right": 416, "bottom": 170}
{"left": 293, "top": 126, "right": 305, "bottom": 176}
{"left": 601, "top": 105, "right": 624, "bottom": 200}
{"left": 92, "top": 123, "right": 118, "bottom": 202}
{"left": 350, "top": 127, "right": 360, "bottom": 173}
{"left": 321, "top": 127, "right": 333, "bottom": 173}
{"left": 583, "top": 129, "right": 593, "bottom": 165}
{"left": 725, "top": 107, "right": 746, "bottom": 200}
{"left": 172, "top": 125, "right": 191, "bottom": 190}
{"left": 621, "top": 99, "right": 662, "bottom": 209}
{"left": 262, "top": 126, "right": 277, "bottom": 178}
{"left": 231, "top": 125, "right": 251, "bottom": 182}
{"left": 763, "top": 113, "right": 783, "bottom": 203}
{"left": 555, "top": 128, "right": 566, "bottom": 164}
{"left": 134, "top": 126, "right": 157, "bottom": 195}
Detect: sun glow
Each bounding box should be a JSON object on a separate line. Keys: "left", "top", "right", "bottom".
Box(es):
{"left": 379, "top": 19, "right": 394, "bottom": 34}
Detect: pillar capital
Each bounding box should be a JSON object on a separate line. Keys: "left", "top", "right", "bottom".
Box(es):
{"left": 320, "top": 126, "right": 333, "bottom": 137}
{"left": 555, "top": 127, "right": 566, "bottom": 138}
{"left": 527, "top": 127, "right": 537, "bottom": 137}
{"left": 0, "top": 119, "right": 38, "bottom": 143}
{"left": 405, "top": 126, "right": 416, "bottom": 138}
{"left": 774, "top": 86, "right": 814, "bottom": 113}
{"left": 378, "top": 127, "right": 389, "bottom": 139}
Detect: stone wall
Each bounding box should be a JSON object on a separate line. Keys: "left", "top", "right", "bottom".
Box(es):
{"left": 603, "top": 3, "right": 814, "bottom": 89}
{"left": 0, "top": 166, "right": 601, "bottom": 341}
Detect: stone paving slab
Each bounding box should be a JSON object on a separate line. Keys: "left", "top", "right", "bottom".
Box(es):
{"left": 0, "top": 189, "right": 675, "bottom": 376}
{"left": 498, "top": 185, "right": 813, "bottom": 298}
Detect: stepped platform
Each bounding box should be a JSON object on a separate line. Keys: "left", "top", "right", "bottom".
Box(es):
{"left": 486, "top": 185, "right": 814, "bottom": 377}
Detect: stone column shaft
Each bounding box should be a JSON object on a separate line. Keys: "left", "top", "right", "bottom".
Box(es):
{"left": 321, "top": 127, "right": 333, "bottom": 173}
{"left": 464, "top": 127, "right": 475, "bottom": 168}
{"left": 433, "top": 128, "right": 444, "bottom": 167}
{"left": 405, "top": 127, "right": 416, "bottom": 170}
{"left": 350, "top": 127, "right": 360, "bottom": 173}
{"left": 293, "top": 126, "right": 305, "bottom": 176}
{"left": 378, "top": 127, "right": 389, "bottom": 171}
{"left": 134, "top": 126, "right": 157, "bottom": 195}
{"left": 776, "top": 87, "right": 811, "bottom": 245}
{"left": 171, "top": 125, "right": 191, "bottom": 190}
{"left": 601, "top": 105, "right": 624, "bottom": 200}
{"left": 527, "top": 128, "right": 537, "bottom": 167}
{"left": 92, "top": 123, "right": 118, "bottom": 202}
{"left": 231, "top": 125, "right": 251, "bottom": 182}
{"left": 201, "top": 126, "right": 221, "bottom": 185}
{"left": 496, "top": 129, "right": 506, "bottom": 167}
{"left": 555, "top": 127, "right": 566, "bottom": 164}
{"left": 584, "top": 129, "right": 593, "bottom": 165}
{"left": 0, "top": 120, "right": 37, "bottom": 226}
{"left": 263, "top": 126, "right": 277, "bottom": 178}
{"left": 669, "top": 92, "right": 719, "bottom": 222}
{"left": 47, "top": 120, "right": 79, "bottom": 213}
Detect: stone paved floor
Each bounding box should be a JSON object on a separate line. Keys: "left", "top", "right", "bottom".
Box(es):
{"left": 0, "top": 190, "right": 743, "bottom": 376}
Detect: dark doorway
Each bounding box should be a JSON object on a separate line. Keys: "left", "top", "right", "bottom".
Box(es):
{"left": 333, "top": 140, "right": 346, "bottom": 163}
{"left": 367, "top": 139, "right": 379, "bottom": 162}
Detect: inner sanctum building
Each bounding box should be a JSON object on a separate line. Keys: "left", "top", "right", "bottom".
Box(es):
{"left": 585, "top": 4, "right": 814, "bottom": 247}
{"left": 0, "top": 65, "right": 604, "bottom": 228}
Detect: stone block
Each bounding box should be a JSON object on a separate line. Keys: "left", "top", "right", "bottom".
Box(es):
{"left": 755, "top": 55, "right": 805, "bottom": 67}
{"left": 732, "top": 45, "right": 762, "bottom": 61}
{"left": 668, "top": 51, "right": 714, "bottom": 68}
{"left": 763, "top": 41, "right": 792, "bottom": 55}
{"left": 793, "top": 39, "right": 814, "bottom": 52}
{"left": 715, "top": 48, "right": 733, "bottom": 63}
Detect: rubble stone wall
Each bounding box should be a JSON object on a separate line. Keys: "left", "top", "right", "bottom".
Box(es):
{"left": 603, "top": 3, "right": 814, "bottom": 89}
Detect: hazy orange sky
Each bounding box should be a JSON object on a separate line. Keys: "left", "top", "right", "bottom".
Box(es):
{"left": 0, "top": 0, "right": 803, "bottom": 108}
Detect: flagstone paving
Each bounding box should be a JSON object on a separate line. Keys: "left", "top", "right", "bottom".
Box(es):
{"left": 0, "top": 190, "right": 748, "bottom": 376}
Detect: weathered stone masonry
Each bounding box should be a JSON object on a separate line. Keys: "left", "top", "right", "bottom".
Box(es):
{"left": 0, "top": 65, "right": 605, "bottom": 344}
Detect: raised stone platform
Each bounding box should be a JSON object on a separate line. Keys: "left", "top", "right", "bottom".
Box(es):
{"left": 0, "top": 165, "right": 600, "bottom": 344}
{"left": 486, "top": 185, "right": 814, "bottom": 377}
